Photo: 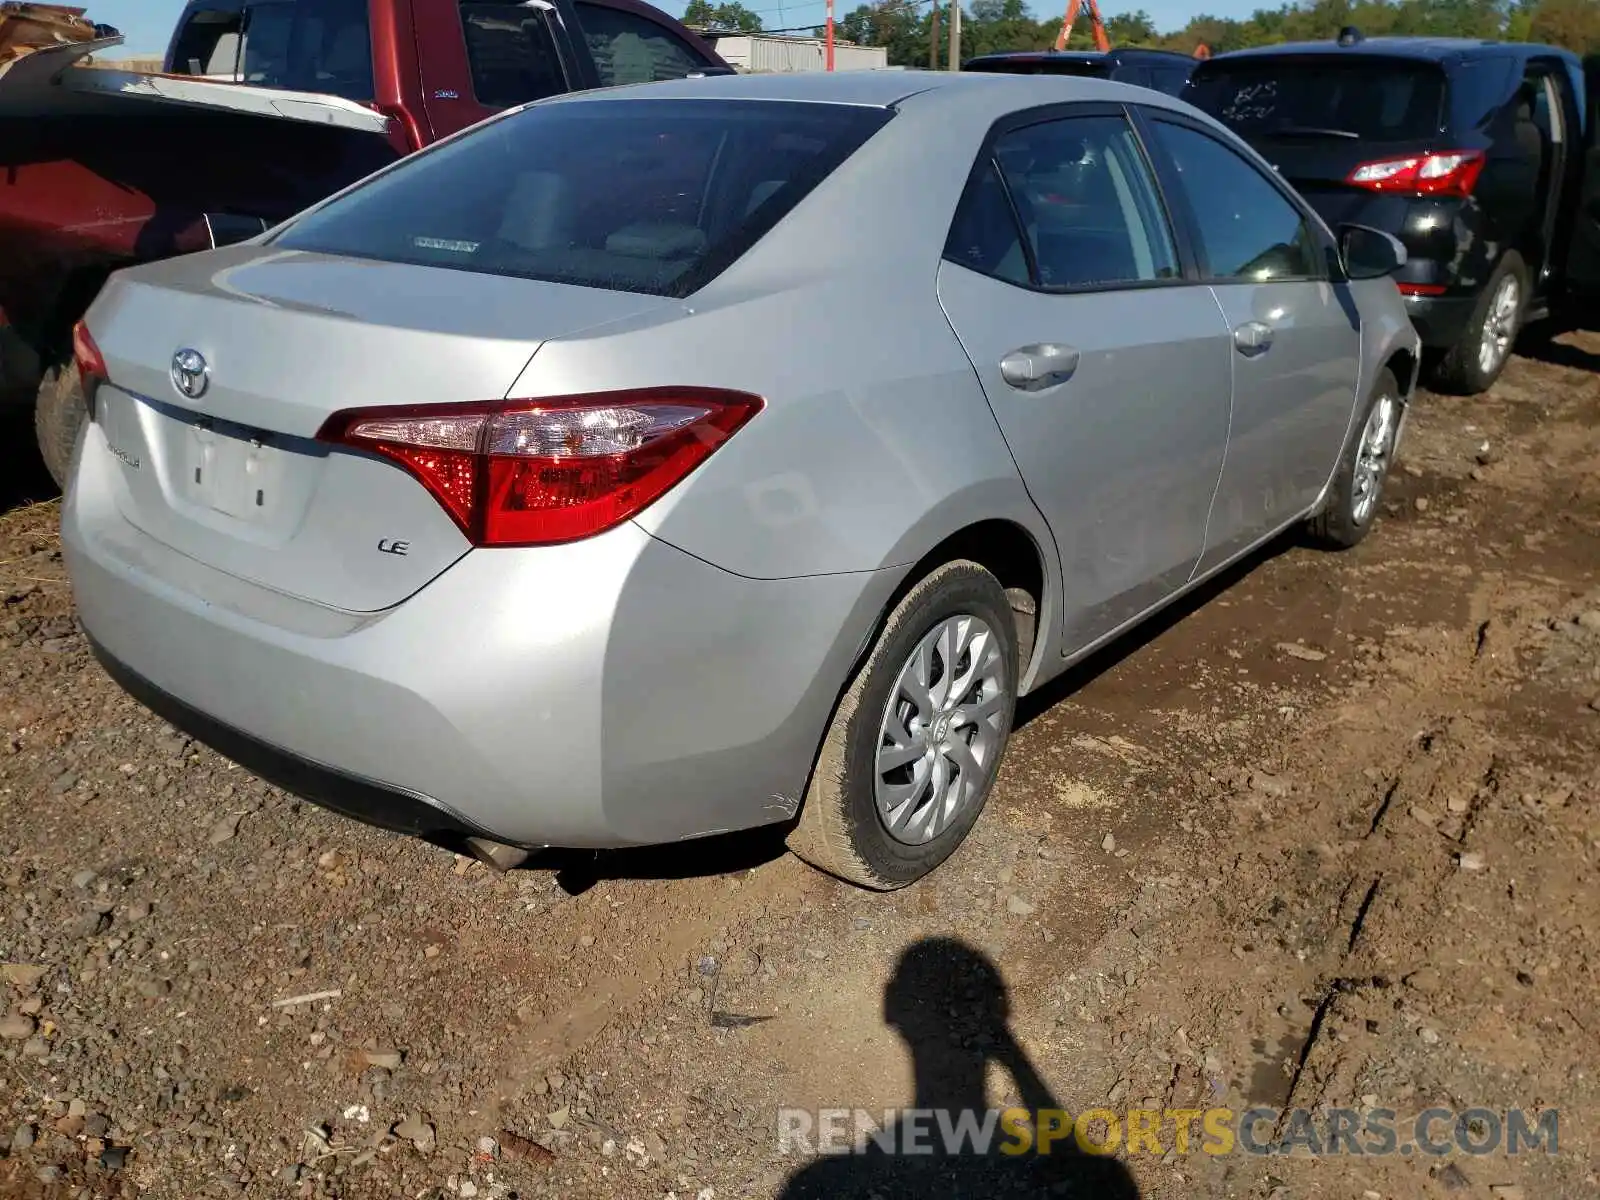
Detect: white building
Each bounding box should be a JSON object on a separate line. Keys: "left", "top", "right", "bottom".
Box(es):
{"left": 709, "top": 33, "right": 889, "bottom": 73}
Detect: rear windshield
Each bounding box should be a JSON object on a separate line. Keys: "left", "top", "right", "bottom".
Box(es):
{"left": 169, "top": 0, "right": 373, "bottom": 101}
{"left": 965, "top": 57, "right": 1109, "bottom": 77}
{"left": 274, "top": 98, "right": 891, "bottom": 297}
{"left": 1188, "top": 60, "right": 1447, "bottom": 142}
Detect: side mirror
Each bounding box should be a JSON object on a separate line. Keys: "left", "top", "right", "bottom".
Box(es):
{"left": 1340, "top": 224, "right": 1407, "bottom": 281}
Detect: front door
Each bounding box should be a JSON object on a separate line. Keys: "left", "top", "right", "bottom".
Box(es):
{"left": 936, "top": 107, "right": 1233, "bottom": 655}
{"left": 1139, "top": 111, "right": 1362, "bottom": 570}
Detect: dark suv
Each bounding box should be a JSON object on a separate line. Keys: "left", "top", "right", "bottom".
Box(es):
{"left": 963, "top": 48, "right": 1197, "bottom": 96}
{"left": 1185, "top": 31, "right": 1600, "bottom": 393}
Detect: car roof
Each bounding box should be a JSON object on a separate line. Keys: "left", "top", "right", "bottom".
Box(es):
{"left": 552, "top": 66, "right": 1192, "bottom": 112}
{"left": 1206, "top": 36, "right": 1577, "bottom": 64}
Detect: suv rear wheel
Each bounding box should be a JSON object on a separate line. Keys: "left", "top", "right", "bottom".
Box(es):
{"left": 1430, "top": 251, "right": 1527, "bottom": 395}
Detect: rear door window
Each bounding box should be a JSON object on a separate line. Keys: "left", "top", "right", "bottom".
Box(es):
{"left": 458, "top": 0, "right": 570, "bottom": 108}
{"left": 1150, "top": 64, "right": 1191, "bottom": 95}
{"left": 1111, "top": 64, "right": 1153, "bottom": 89}
{"left": 1188, "top": 60, "right": 1447, "bottom": 142}
{"left": 989, "top": 113, "right": 1179, "bottom": 288}
{"left": 573, "top": 2, "right": 713, "bottom": 85}
{"left": 274, "top": 98, "right": 892, "bottom": 297}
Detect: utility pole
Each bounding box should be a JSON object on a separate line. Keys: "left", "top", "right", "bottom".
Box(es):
{"left": 928, "top": 0, "right": 940, "bottom": 70}
{"left": 825, "top": 0, "right": 834, "bottom": 70}
{"left": 946, "top": 0, "right": 959, "bottom": 69}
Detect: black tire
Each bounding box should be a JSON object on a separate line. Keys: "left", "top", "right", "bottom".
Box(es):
{"left": 788, "top": 560, "right": 1018, "bottom": 890}
{"left": 34, "top": 364, "right": 88, "bottom": 491}
{"left": 1308, "top": 367, "right": 1402, "bottom": 550}
{"left": 1428, "top": 251, "right": 1527, "bottom": 395}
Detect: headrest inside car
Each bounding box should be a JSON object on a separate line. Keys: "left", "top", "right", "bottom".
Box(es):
{"left": 605, "top": 223, "right": 708, "bottom": 260}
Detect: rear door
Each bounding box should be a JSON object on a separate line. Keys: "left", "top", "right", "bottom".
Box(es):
{"left": 1139, "top": 109, "right": 1361, "bottom": 569}
{"left": 936, "top": 105, "right": 1232, "bottom": 654}
{"left": 1563, "top": 55, "right": 1600, "bottom": 305}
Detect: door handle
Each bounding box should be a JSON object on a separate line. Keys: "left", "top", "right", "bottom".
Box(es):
{"left": 1233, "top": 321, "right": 1274, "bottom": 356}
{"left": 999, "top": 344, "right": 1081, "bottom": 391}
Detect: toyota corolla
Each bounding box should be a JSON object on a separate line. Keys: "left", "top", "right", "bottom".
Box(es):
{"left": 62, "top": 70, "right": 1419, "bottom": 889}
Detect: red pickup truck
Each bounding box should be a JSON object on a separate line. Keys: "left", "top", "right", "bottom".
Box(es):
{"left": 0, "top": 0, "right": 728, "bottom": 484}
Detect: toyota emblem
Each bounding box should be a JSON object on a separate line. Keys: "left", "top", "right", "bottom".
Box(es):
{"left": 170, "top": 348, "right": 209, "bottom": 400}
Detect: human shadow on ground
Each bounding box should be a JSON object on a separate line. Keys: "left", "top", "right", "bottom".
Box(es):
{"left": 777, "top": 937, "right": 1141, "bottom": 1199}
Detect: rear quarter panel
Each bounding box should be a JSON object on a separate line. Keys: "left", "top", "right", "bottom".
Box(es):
{"left": 1352, "top": 275, "right": 1421, "bottom": 404}
{"left": 506, "top": 85, "right": 1055, "bottom": 587}
{"left": 515, "top": 272, "right": 1047, "bottom": 584}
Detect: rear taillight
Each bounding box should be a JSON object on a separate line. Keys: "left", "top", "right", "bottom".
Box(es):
{"left": 72, "top": 321, "right": 107, "bottom": 385}
{"left": 72, "top": 321, "right": 107, "bottom": 419}
{"left": 1346, "top": 150, "right": 1485, "bottom": 198}
{"left": 317, "top": 388, "right": 763, "bottom": 546}
{"left": 1397, "top": 282, "right": 1447, "bottom": 296}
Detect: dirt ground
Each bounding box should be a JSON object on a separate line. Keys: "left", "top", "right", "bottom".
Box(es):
{"left": 0, "top": 334, "right": 1596, "bottom": 1200}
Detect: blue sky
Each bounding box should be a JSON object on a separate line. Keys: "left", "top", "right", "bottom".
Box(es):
{"left": 93, "top": 0, "right": 1261, "bottom": 56}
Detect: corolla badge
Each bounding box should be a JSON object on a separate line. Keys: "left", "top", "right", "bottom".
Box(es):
{"left": 170, "top": 348, "right": 209, "bottom": 400}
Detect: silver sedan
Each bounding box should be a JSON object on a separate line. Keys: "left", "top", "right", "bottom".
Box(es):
{"left": 63, "top": 69, "right": 1419, "bottom": 888}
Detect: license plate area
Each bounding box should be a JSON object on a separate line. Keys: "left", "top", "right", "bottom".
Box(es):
{"left": 179, "top": 419, "right": 288, "bottom": 522}
{"left": 99, "top": 385, "right": 322, "bottom": 547}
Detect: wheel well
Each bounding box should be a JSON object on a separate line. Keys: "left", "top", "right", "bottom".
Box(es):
{"left": 899, "top": 520, "right": 1046, "bottom": 678}
{"left": 39, "top": 267, "right": 117, "bottom": 369}
{"left": 1384, "top": 345, "right": 1419, "bottom": 397}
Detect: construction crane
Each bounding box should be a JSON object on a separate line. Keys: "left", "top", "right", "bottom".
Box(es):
{"left": 1049, "top": 0, "right": 1212, "bottom": 59}
{"left": 1053, "top": 0, "right": 1109, "bottom": 52}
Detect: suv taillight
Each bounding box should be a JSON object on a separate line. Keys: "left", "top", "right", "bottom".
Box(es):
{"left": 317, "top": 388, "right": 763, "bottom": 546}
{"left": 1346, "top": 150, "right": 1485, "bottom": 198}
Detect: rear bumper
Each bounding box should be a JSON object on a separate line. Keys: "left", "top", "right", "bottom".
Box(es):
{"left": 1402, "top": 293, "right": 1478, "bottom": 349}
{"left": 89, "top": 636, "right": 497, "bottom": 849}
{"left": 63, "top": 420, "right": 898, "bottom": 849}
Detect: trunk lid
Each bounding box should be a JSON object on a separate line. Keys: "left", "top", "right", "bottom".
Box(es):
{"left": 1189, "top": 53, "right": 1451, "bottom": 184}
{"left": 87, "top": 246, "right": 670, "bottom": 612}
{"left": 1246, "top": 135, "right": 1439, "bottom": 228}
{"left": 1188, "top": 54, "right": 1455, "bottom": 233}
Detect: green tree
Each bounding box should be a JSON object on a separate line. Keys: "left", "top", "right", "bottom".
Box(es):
{"left": 1106, "top": 8, "right": 1158, "bottom": 42}
{"left": 683, "top": 0, "right": 763, "bottom": 31}
{"left": 816, "top": 0, "right": 1599, "bottom": 70}
{"left": 1527, "top": 0, "right": 1600, "bottom": 51}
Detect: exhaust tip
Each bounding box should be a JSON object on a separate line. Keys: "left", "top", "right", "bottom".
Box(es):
{"left": 464, "top": 836, "right": 532, "bottom": 873}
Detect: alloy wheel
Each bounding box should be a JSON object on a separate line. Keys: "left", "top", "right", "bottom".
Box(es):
{"left": 1351, "top": 391, "right": 1398, "bottom": 526}
{"left": 874, "top": 614, "right": 1007, "bottom": 845}
{"left": 1478, "top": 274, "right": 1520, "bottom": 377}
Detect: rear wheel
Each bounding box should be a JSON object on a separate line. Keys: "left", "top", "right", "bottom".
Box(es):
{"left": 788, "top": 561, "right": 1018, "bottom": 890}
{"left": 34, "top": 364, "right": 88, "bottom": 491}
{"left": 1429, "top": 252, "right": 1526, "bottom": 395}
